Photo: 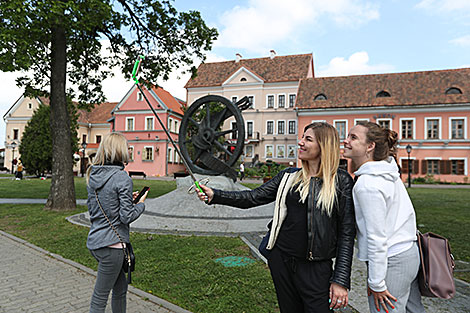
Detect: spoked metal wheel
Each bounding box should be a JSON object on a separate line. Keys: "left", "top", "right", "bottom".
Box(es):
{"left": 178, "top": 95, "right": 247, "bottom": 180}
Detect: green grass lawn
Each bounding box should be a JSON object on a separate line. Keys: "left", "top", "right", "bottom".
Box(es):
{"left": 0, "top": 176, "right": 176, "bottom": 199}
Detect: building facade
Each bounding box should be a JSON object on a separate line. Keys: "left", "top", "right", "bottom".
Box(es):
{"left": 111, "top": 84, "right": 186, "bottom": 176}
{"left": 185, "top": 52, "right": 314, "bottom": 165}
{"left": 296, "top": 68, "right": 470, "bottom": 183}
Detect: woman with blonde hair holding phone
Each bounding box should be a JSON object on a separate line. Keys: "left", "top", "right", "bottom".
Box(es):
{"left": 86, "top": 132, "right": 148, "bottom": 313}
{"left": 198, "top": 122, "right": 355, "bottom": 312}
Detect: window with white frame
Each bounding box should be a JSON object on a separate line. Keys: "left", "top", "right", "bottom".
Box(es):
{"left": 13, "top": 129, "right": 19, "bottom": 140}
{"left": 96, "top": 135, "right": 102, "bottom": 144}
{"left": 174, "top": 149, "right": 178, "bottom": 163}
{"left": 426, "top": 118, "right": 440, "bottom": 139}
{"left": 267, "top": 95, "right": 274, "bottom": 108}
{"left": 265, "top": 145, "right": 274, "bottom": 158}
{"left": 146, "top": 117, "right": 154, "bottom": 130}
{"left": 287, "top": 145, "right": 297, "bottom": 158}
{"left": 137, "top": 92, "right": 143, "bottom": 101}
{"left": 245, "top": 145, "right": 254, "bottom": 158}
{"left": 277, "top": 120, "right": 285, "bottom": 135}
{"left": 246, "top": 121, "right": 254, "bottom": 138}
{"left": 354, "top": 118, "right": 369, "bottom": 125}
{"left": 267, "top": 121, "right": 274, "bottom": 135}
{"left": 167, "top": 147, "right": 173, "bottom": 163}
{"left": 427, "top": 159, "right": 440, "bottom": 174}
{"left": 401, "top": 119, "right": 414, "bottom": 139}
{"left": 450, "top": 118, "right": 465, "bottom": 139}
{"left": 126, "top": 117, "right": 134, "bottom": 131}
{"left": 168, "top": 118, "right": 173, "bottom": 132}
{"left": 248, "top": 96, "right": 254, "bottom": 108}
{"left": 143, "top": 147, "right": 153, "bottom": 161}
{"left": 174, "top": 120, "right": 178, "bottom": 133}
{"left": 289, "top": 94, "right": 296, "bottom": 108}
{"left": 128, "top": 146, "right": 134, "bottom": 161}
{"left": 278, "top": 94, "right": 286, "bottom": 108}
{"left": 231, "top": 121, "right": 238, "bottom": 139}
{"left": 334, "top": 120, "right": 347, "bottom": 140}
{"left": 288, "top": 120, "right": 296, "bottom": 134}
{"left": 276, "top": 145, "right": 286, "bottom": 158}
{"left": 377, "top": 118, "right": 391, "bottom": 129}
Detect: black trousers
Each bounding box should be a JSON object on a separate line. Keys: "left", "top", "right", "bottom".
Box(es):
{"left": 268, "top": 247, "right": 333, "bottom": 313}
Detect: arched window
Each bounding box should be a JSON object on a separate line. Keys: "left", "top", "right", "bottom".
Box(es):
{"left": 376, "top": 90, "right": 391, "bottom": 98}
{"left": 314, "top": 94, "right": 327, "bottom": 100}
{"left": 445, "top": 87, "right": 462, "bottom": 95}
{"left": 240, "top": 77, "right": 247, "bottom": 82}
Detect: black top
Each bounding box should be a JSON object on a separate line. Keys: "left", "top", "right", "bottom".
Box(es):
{"left": 275, "top": 184, "right": 308, "bottom": 258}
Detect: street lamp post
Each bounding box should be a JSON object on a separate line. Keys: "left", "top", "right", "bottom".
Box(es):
{"left": 406, "top": 144, "right": 412, "bottom": 188}
{"left": 10, "top": 142, "right": 17, "bottom": 174}
{"left": 81, "top": 140, "right": 87, "bottom": 177}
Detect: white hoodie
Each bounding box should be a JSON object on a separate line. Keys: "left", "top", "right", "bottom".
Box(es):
{"left": 353, "top": 157, "right": 417, "bottom": 292}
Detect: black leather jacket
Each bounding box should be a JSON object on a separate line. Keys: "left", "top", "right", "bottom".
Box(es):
{"left": 211, "top": 167, "right": 356, "bottom": 289}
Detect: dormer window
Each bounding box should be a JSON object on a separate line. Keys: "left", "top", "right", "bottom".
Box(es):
{"left": 445, "top": 87, "right": 462, "bottom": 95}
{"left": 314, "top": 94, "right": 327, "bottom": 101}
{"left": 376, "top": 90, "right": 391, "bottom": 98}
{"left": 240, "top": 77, "right": 247, "bottom": 82}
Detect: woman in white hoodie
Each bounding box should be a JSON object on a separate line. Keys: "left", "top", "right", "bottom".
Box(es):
{"left": 343, "top": 122, "right": 425, "bottom": 313}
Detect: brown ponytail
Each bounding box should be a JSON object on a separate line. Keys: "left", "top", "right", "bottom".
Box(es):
{"left": 357, "top": 121, "right": 398, "bottom": 161}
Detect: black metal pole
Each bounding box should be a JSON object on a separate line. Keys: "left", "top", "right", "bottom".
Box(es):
{"left": 408, "top": 152, "right": 411, "bottom": 188}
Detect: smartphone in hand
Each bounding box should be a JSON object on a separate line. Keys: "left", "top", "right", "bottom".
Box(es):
{"left": 133, "top": 186, "right": 150, "bottom": 204}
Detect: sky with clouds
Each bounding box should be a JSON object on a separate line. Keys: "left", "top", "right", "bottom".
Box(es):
{"left": 2, "top": 0, "right": 470, "bottom": 147}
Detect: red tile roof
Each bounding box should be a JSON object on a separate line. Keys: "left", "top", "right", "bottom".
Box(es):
{"left": 78, "top": 102, "right": 117, "bottom": 124}
{"left": 185, "top": 53, "right": 313, "bottom": 88}
{"left": 151, "top": 86, "right": 186, "bottom": 115}
{"left": 296, "top": 68, "right": 470, "bottom": 110}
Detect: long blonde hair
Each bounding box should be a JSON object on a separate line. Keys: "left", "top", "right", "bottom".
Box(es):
{"left": 292, "top": 122, "right": 339, "bottom": 216}
{"left": 86, "top": 132, "right": 129, "bottom": 184}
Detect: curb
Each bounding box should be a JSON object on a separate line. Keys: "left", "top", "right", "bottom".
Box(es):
{"left": 0, "top": 230, "right": 191, "bottom": 313}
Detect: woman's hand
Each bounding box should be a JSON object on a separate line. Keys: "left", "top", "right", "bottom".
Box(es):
{"left": 368, "top": 286, "right": 397, "bottom": 313}
{"left": 133, "top": 190, "right": 148, "bottom": 204}
{"left": 329, "top": 282, "right": 348, "bottom": 310}
{"left": 197, "top": 184, "right": 214, "bottom": 203}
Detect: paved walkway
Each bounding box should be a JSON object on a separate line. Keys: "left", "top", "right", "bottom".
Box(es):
{"left": 0, "top": 230, "right": 189, "bottom": 313}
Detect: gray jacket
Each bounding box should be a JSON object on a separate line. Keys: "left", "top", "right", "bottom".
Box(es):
{"left": 86, "top": 165, "right": 145, "bottom": 250}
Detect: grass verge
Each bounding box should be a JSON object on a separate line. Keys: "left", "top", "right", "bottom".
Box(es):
{"left": 0, "top": 204, "right": 278, "bottom": 313}
{"left": 0, "top": 177, "right": 176, "bottom": 199}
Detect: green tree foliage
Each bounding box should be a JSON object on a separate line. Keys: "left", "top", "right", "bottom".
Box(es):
{"left": 19, "top": 104, "right": 79, "bottom": 177}
{"left": 0, "top": 0, "right": 217, "bottom": 210}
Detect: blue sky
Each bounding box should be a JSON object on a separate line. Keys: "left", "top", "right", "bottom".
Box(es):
{"left": 1, "top": 0, "right": 470, "bottom": 147}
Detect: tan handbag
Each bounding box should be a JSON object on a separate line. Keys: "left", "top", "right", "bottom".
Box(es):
{"left": 417, "top": 231, "right": 455, "bottom": 299}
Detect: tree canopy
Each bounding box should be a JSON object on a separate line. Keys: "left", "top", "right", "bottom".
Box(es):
{"left": 0, "top": 0, "right": 217, "bottom": 210}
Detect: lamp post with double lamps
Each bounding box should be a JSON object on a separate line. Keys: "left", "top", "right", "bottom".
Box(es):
{"left": 406, "top": 144, "right": 412, "bottom": 188}
{"left": 10, "top": 141, "right": 17, "bottom": 174}
{"left": 81, "top": 140, "right": 87, "bottom": 177}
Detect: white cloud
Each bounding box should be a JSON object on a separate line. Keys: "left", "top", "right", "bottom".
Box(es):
{"left": 450, "top": 35, "right": 470, "bottom": 46}
{"left": 215, "top": 0, "right": 379, "bottom": 53}
{"left": 316, "top": 51, "right": 394, "bottom": 77}
{"left": 416, "top": 0, "right": 470, "bottom": 12}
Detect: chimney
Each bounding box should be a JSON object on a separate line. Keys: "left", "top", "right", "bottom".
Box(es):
{"left": 270, "top": 50, "right": 276, "bottom": 59}
{"left": 235, "top": 53, "right": 242, "bottom": 63}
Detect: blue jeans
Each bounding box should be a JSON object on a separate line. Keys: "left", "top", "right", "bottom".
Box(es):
{"left": 90, "top": 247, "right": 127, "bottom": 313}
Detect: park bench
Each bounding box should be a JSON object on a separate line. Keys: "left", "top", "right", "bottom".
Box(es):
{"left": 173, "top": 171, "right": 189, "bottom": 179}
{"left": 128, "top": 171, "right": 147, "bottom": 179}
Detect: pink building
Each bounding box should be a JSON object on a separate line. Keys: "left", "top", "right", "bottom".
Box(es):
{"left": 296, "top": 68, "right": 470, "bottom": 183}
{"left": 111, "top": 85, "right": 186, "bottom": 177}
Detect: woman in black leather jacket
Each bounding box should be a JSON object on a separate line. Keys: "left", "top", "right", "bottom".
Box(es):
{"left": 198, "top": 122, "right": 355, "bottom": 313}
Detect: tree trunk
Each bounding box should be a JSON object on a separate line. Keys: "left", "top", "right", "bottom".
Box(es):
{"left": 45, "top": 24, "right": 76, "bottom": 211}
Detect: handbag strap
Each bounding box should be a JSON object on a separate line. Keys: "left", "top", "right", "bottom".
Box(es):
{"left": 94, "top": 190, "right": 130, "bottom": 267}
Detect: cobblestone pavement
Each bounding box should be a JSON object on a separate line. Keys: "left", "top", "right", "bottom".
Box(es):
{"left": 0, "top": 231, "right": 186, "bottom": 313}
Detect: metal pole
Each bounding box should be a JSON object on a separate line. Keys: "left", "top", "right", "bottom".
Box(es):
{"left": 408, "top": 152, "right": 411, "bottom": 188}
{"left": 11, "top": 147, "right": 15, "bottom": 174}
